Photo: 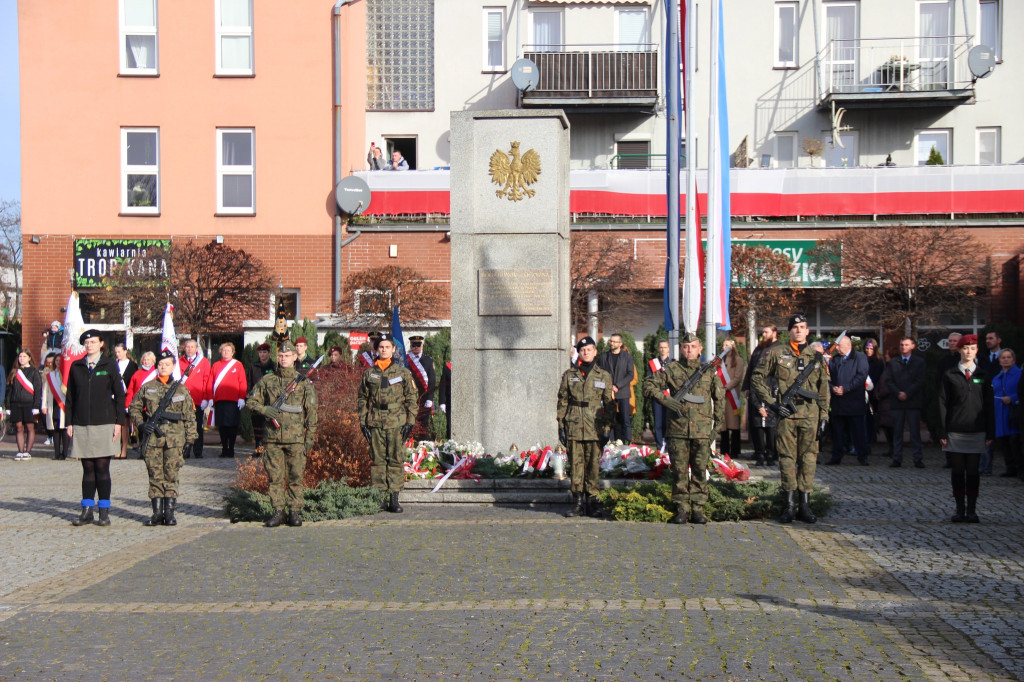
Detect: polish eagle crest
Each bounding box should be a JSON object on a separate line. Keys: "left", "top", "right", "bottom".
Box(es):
{"left": 489, "top": 141, "right": 541, "bottom": 201}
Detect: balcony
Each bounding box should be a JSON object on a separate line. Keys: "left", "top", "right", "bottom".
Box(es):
{"left": 817, "top": 36, "right": 976, "bottom": 109}
{"left": 520, "top": 44, "right": 658, "bottom": 111}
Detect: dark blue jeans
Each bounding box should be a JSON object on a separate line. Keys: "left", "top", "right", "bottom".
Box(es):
{"left": 892, "top": 409, "right": 923, "bottom": 464}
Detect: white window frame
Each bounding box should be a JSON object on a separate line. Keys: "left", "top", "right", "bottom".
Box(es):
{"left": 354, "top": 289, "right": 390, "bottom": 317}
{"left": 976, "top": 126, "right": 1001, "bottom": 165}
{"left": 614, "top": 8, "right": 650, "bottom": 49}
{"left": 978, "top": 0, "right": 1001, "bottom": 62}
{"left": 119, "top": 0, "right": 159, "bottom": 76}
{"left": 121, "top": 127, "right": 160, "bottom": 215}
{"left": 217, "top": 128, "right": 255, "bottom": 215}
{"left": 774, "top": 132, "right": 798, "bottom": 168}
{"left": 215, "top": 0, "right": 255, "bottom": 76}
{"left": 482, "top": 7, "right": 506, "bottom": 72}
{"left": 774, "top": 2, "right": 799, "bottom": 68}
{"left": 529, "top": 8, "right": 564, "bottom": 51}
{"left": 915, "top": 128, "right": 952, "bottom": 165}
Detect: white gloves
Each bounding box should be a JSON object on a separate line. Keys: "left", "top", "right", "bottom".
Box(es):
{"left": 31, "top": 409, "right": 39, "bottom": 415}
{"left": 201, "top": 400, "right": 212, "bottom": 410}
{"left": 425, "top": 400, "right": 433, "bottom": 408}
{"left": 440, "top": 404, "right": 447, "bottom": 414}
{"left": 237, "top": 399, "right": 246, "bottom": 409}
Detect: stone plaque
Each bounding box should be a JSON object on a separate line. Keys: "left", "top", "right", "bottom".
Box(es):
{"left": 478, "top": 268, "right": 553, "bottom": 316}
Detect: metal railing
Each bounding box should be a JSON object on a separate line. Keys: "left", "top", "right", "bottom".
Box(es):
{"left": 817, "top": 36, "right": 975, "bottom": 99}
{"left": 522, "top": 44, "right": 658, "bottom": 98}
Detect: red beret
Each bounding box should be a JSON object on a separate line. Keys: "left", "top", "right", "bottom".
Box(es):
{"left": 958, "top": 334, "right": 978, "bottom": 347}
{"left": 329, "top": 346, "right": 343, "bottom": 355}
{"left": 295, "top": 337, "right": 308, "bottom": 344}
{"left": 257, "top": 343, "right": 271, "bottom": 351}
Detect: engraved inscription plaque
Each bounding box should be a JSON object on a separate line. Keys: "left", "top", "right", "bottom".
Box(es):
{"left": 478, "top": 269, "right": 553, "bottom": 316}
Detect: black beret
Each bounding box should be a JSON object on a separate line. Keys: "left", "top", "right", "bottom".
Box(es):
{"left": 157, "top": 349, "right": 176, "bottom": 362}
{"left": 575, "top": 336, "right": 596, "bottom": 351}
{"left": 378, "top": 332, "right": 395, "bottom": 344}
{"left": 79, "top": 329, "right": 102, "bottom": 344}
{"left": 788, "top": 314, "right": 808, "bottom": 330}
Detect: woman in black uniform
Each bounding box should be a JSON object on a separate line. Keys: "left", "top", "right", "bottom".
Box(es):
{"left": 7, "top": 350, "right": 42, "bottom": 460}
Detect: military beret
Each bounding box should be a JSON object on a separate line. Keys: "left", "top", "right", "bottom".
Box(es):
{"left": 79, "top": 329, "right": 102, "bottom": 344}
{"left": 295, "top": 337, "right": 309, "bottom": 345}
{"left": 329, "top": 346, "right": 343, "bottom": 355}
{"left": 257, "top": 343, "right": 271, "bottom": 352}
{"left": 575, "top": 336, "right": 596, "bottom": 351}
{"left": 409, "top": 335, "right": 424, "bottom": 346}
{"left": 681, "top": 332, "right": 699, "bottom": 343}
{"left": 788, "top": 314, "right": 808, "bottom": 330}
{"left": 279, "top": 341, "right": 297, "bottom": 353}
{"left": 157, "top": 349, "right": 176, "bottom": 362}
{"left": 958, "top": 334, "right": 978, "bottom": 347}
{"left": 378, "top": 332, "right": 395, "bottom": 344}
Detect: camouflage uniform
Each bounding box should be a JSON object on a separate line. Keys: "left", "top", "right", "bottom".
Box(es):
{"left": 751, "top": 343, "right": 830, "bottom": 492}
{"left": 357, "top": 360, "right": 418, "bottom": 494}
{"left": 129, "top": 379, "right": 198, "bottom": 499}
{"left": 246, "top": 367, "right": 318, "bottom": 512}
{"left": 556, "top": 364, "right": 615, "bottom": 496}
{"left": 643, "top": 358, "right": 725, "bottom": 515}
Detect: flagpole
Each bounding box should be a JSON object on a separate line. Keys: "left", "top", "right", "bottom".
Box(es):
{"left": 681, "top": 0, "right": 701, "bottom": 342}
{"left": 665, "top": 0, "right": 681, "bottom": 360}
{"left": 704, "top": 0, "right": 720, "bottom": 360}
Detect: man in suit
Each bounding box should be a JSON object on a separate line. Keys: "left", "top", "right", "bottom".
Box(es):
{"left": 827, "top": 336, "right": 870, "bottom": 465}
{"left": 887, "top": 337, "right": 927, "bottom": 468}
{"left": 179, "top": 339, "right": 211, "bottom": 460}
{"left": 646, "top": 339, "right": 676, "bottom": 452}
{"left": 405, "top": 335, "right": 436, "bottom": 439}
{"left": 978, "top": 331, "right": 1003, "bottom": 376}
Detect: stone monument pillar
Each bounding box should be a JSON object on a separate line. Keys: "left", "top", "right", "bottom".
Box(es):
{"left": 450, "top": 110, "right": 570, "bottom": 450}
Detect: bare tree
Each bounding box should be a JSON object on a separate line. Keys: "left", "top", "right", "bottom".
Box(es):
{"left": 570, "top": 233, "right": 642, "bottom": 335}
{"left": 338, "top": 265, "right": 447, "bottom": 325}
{"left": 103, "top": 239, "right": 274, "bottom": 341}
{"left": 0, "top": 200, "right": 22, "bottom": 324}
{"left": 808, "top": 224, "right": 988, "bottom": 340}
{"left": 730, "top": 243, "right": 797, "bottom": 348}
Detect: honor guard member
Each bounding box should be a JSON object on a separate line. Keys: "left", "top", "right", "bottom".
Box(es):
{"left": 405, "top": 335, "right": 436, "bottom": 438}
{"left": 358, "top": 333, "right": 418, "bottom": 513}
{"left": 246, "top": 341, "right": 318, "bottom": 528}
{"left": 642, "top": 332, "right": 725, "bottom": 524}
{"left": 751, "top": 314, "right": 831, "bottom": 524}
{"left": 129, "top": 350, "right": 198, "bottom": 527}
{"left": 294, "top": 337, "right": 315, "bottom": 374}
{"left": 557, "top": 336, "right": 616, "bottom": 518}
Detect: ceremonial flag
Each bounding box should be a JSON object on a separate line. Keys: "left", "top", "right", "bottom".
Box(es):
{"left": 663, "top": 0, "right": 683, "bottom": 335}
{"left": 161, "top": 302, "right": 181, "bottom": 380}
{"left": 706, "top": 0, "right": 732, "bottom": 330}
{"left": 59, "top": 292, "right": 86, "bottom": 390}
{"left": 680, "top": 0, "right": 702, "bottom": 335}
{"left": 390, "top": 306, "right": 406, "bottom": 363}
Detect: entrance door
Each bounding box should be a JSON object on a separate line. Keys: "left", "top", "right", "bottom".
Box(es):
{"left": 824, "top": 2, "right": 858, "bottom": 92}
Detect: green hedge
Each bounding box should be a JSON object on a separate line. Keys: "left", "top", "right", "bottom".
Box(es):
{"left": 225, "top": 480, "right": 385, "bottom": 523}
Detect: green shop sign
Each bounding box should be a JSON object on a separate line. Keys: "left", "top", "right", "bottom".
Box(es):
{"left": 74, "top": 239, "right": 170, "bottom": 288}
{"left": 731, "top": 239, "right": 840, "bottom": 288}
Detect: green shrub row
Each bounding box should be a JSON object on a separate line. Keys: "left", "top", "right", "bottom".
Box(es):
{"left": 225, "top": 480, "right": 385, "bottom": 523}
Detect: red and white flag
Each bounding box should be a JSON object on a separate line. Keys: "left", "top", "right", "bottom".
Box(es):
{"left": 59, "top": 292, "right": 87, "bottom": 391}
{"left": 161, "top": 303, "right": 181, "bottom": 380}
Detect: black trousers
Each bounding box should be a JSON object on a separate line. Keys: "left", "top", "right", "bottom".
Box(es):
{"left": 949, "top": 451, "right": 981, "bottom": 499}
{"left": 747, "top": 405, "right": 776, "bottom": 458}
{"left": 612, "top": 397, "right": 632, "bottom": 443}
{"left": 185, "top": 403, "right": 204, "bottom": 458}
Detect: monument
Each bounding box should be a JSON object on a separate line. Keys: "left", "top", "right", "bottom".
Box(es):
{"left": 450, "top": 110, "right": 571, "bottom": 450}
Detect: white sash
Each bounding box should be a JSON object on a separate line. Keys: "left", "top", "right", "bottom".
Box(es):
{"left": 47, "top": 370, "right": 65, "bottom": 412}
{"left": 15, "top": 369, "right": 35, "bottom": 395}
{"left": 212, "top": 359, "right": 239, "bottom": 398}
{"left": 140, "top": 368, "right": 158, "bottom": 386}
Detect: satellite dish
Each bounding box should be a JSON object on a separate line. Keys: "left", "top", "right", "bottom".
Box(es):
{"left": 968, "top": 45, "right": 996, "bottom": 79}
{"left": 511, "top": 58, "right": 540, "bottom": 93}
{"left": 335, "top": 175, "right": 371, "bottom": 216}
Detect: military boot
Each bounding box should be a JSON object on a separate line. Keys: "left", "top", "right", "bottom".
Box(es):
{"left": 779, "top": 491, "right": 796, "bottom": 524}
{"left": 670, "top": 510, "right": 688, "bottom": 524}
{"left": 287, "top": 510, "right": 303, "bottom": 527}
{"left": 565, "top": 492, "right": 585, "bottom": 518}
{"left": 950, "top": 495, "right": 966, "bottom": 522}
{"left": 72, "top": 504, "right": 94, "bottom": 527}
{"left": 690, "top": 508, "right": 708, "bottom": 524}
{"left": 144, "top": 499, "right": 163, "bottom": 527}
{"left": 965, "top": 496, "right": 980, "bottom": 523}
{"left": 796, "top": 492, "right": 817, "bottom": 524}
{"left": 264, "top": 509, "right": 286, "bottom": 527}
{"left": 95, "top": 507, "right": 111, "bottom": 527}
{"left": 586, "top": 496, "right": 603, "bottom": 519}
{"left": 163, "top": 498, "right": 177, "bottom": 526}
{"left": 389, "top": 492, "right": 403, "bottom": 514}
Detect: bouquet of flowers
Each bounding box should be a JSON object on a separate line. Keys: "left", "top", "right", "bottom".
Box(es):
{"left": 404, "top": 440, "right": 441, "bottom": 479}
{"left": 710, "top": 453, "right": 751, "bottom": 481}
{"left": 599, "top": 441, "right": 666, "bottom": 479}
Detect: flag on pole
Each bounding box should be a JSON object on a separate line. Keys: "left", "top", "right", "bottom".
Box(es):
{"left": 161, "top": 302, "right": 181, "bottom": 380}
{"left": 390, "top": 306, "right": 406, "bottom": 363}
{"left": 663, "top": 0, "right": 683, "bottom": 335}
{"left": 706, "top": 0, "right": 732, "bottom": 330}
{"left": 680, "top": 0, "right": 702, "bottom": 334}
{"left": 59, "top": 292, "right": 87, "bottom": 390}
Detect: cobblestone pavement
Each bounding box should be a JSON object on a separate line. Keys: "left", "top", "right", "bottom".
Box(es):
{"left": 0, "top": 438, "right": 1021, "bottom": 680}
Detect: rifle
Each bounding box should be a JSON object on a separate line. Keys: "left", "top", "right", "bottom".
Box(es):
{"left": 769, "top": 352, "right": 825, "bottom": 419}
{"left": 671, "top": 347, "right": 731, "bottom": 410}
{"left": 268, "top": 355, "right": 324, "bottom": 429}
{"left": 137, "top": 360, "right": 197, "bottom": 456}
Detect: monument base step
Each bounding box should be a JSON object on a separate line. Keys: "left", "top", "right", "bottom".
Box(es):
{"left": 398, "top": 477, "right": 688, "bottom": 505}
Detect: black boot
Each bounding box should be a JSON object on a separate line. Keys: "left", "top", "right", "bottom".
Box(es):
{"left": 565, "top": 492, "right": 585, "bottom": 518}
{"left": 586, "top": 496, "right": 603, "bottom": 518}
{"left": 671, "top": 508, "right": 688, "bottom": 524}
{"left": 288, "top": 510, "right": 303, "bottom": 527}
{"left": 95, "top": 507, "right": 111, "bottom": 527}
{"left": 779, "top": 491, "right": 796, "bottom": 524}
{"left": 950, "top": 495, "right": 966, "bottom": 523}
{"left": 380, "top": 494, "right": 389, "bottom": 511}
{"left": 163, "top": 498, "right": 177, "bottom": 526}
{"left": 965, "top": 496, "right": 979, "bottom": 523}
{"left": 145, "top": 499, "right": 163, "bottom": 527}
{"left": 797, "top": 492, "right": 817, "bottom": 524}
{"left": 72, "top": 505, "right": 94, "bottom": 527}
{"left": 690, "top": 507, "right": 708, "bottom": 524}
{"left": 264, "top": 509, "right": 286, "bottom": 527}
{"left": 389, "top": 492, "right": 403, "bottom": 514}
{"left": 754, "top": 452, "right": 765, "bottom": 466}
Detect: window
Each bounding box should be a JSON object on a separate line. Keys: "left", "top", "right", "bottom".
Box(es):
{"left": 616, "top": 9, "right": 649, "bottom": 49}
{"left": 121, "top": 128, "right": 159, "bottom": 214}
{"left": 774, "top": 2, "right": 798, "bottom": 67}
{"left": 918, "top": 1, "right": 953, "bottom": 89}
{"left": 274, "top": 290, "right": 299, "bottom": 320}
{"left": 530, "top": 9, "right": 563, "bottom": 51}
{"left": 616, "top": 140, "right": 650, "bottom": 169}
{"left": 367, "top": 0, "right": 434, "bottom": 110}
{"left": 916, "top": 129, "right": 951, "bottom": 165}
{"left": 217, "top": 128, "right": 255, "bottom": 214}
{"left": 977, "top": 127, "right": 1001, "bottom": 164}
{"left": 482, "top": 8, "right": 505, "bottom": 72}
{"left": 979, "top": 1, "right": 1001, "bottom": 61}
{"left": 216, "top": 0, "right": 254, "bottom": 75}
{"left": 774, "top": 132, "right": 797, "bottom": 168}
{"left": 354, "top": 289, "right": 390, "bottom": 316}
{"left": 120, "top": 0, "right": 158, "bottom": 75}
{"left": 823, "top": 2, "right": 858, "bottom": 91}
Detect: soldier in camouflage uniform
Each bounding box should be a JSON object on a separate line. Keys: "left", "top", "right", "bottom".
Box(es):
{"left": 246, "top": 341, "right": 318, "bottom": 528}
{"left": 751, "top": 314, "right": 830, "bottom": 524}
{"left": 556, "top": 336, "right": 616, "bottom": 518}
{"left": 129, "top": 350, "right": 198, "bottom": 527}
{"left": 643, "top": 333, "right": 725, "bottom": 524}
{"left": 357, "top": 333, "right": 418, "bottom": 513}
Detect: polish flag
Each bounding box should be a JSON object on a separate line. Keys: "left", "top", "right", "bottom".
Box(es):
{"left": 160, "top": 303, "right": 181, "bottom": 380}
{"left": 59, "top": 292, "right": 87, "bottom": 390}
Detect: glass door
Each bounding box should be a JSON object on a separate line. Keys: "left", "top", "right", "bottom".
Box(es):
{"left": 918, "top": 1, "right": 953, "bottom": 89}
{"left": 824, "top": 2, "right": 858, "bottom": 92}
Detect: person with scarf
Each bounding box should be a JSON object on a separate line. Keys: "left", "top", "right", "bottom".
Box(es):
{"left": 208, "top": 342, "right": 248, "bottom": 459}
{"left": 991, "top": 349, "right": 1021, "bottom": 478}
{"left": 7, "top": 349, "right": 42, "bottom": 460}
{"left": 40, "top": 353, "right": 69, "bottom": 459}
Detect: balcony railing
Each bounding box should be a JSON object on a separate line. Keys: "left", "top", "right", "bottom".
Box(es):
{"left": 521, "top": 44, "right": 658, "bottom": 102}
{"left": 817, "top": 36, "right": 975, "bottom": 105}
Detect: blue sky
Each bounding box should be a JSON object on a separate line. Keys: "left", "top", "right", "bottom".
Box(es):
{"left": 0, "top": 0, "right": 19, "bottom": 204}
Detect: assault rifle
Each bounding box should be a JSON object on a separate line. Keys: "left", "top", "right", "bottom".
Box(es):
{"left": 670, "top": 347, "right": 731, "bottom": 412}
{"left": 268, "top": 355, "right": 324, "bottom": 428}
{"left": 769, "top": 353, "right": 824, "bottom": 419}
{"left": 137, "top": 360, "right": 197, "bottom": 456}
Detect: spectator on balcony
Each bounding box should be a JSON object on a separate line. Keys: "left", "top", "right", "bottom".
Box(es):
{"left": 385, "top": 150, "right": 409, "bottom": 171}
{"left": 367, "top": 143, "right": 386, "bottom": 170}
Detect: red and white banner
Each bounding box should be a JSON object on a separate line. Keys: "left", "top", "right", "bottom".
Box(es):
{"left": 59, "top": 292, "right": 86, "bottom": 391}
{"left": 406, "top": 353, "right": 429, "bottom": 394}
{"left": 161, "top": 303, "right": 181, "bottom": 380}
{"left": 15, "top": 369, "right": 35, "bottom": 395}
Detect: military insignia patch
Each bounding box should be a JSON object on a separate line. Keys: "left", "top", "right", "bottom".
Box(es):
{"left": 489, "top": 141, "right": 541, "bottom": 201}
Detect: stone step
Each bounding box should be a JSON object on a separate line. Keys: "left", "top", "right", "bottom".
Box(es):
{"left": 399, "top": 476, "right": 684, "bottom": 504}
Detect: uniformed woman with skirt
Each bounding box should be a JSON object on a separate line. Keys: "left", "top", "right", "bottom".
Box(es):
{"left": 65, "top": 330, "right": 126, "bottom": 526}
{"left": 7, "top": 349, "right": 42, "bottom": 460}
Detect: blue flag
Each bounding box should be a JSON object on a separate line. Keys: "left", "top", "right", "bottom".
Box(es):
{"left": 390, "top": 306, "right": 406, "bottom": 363}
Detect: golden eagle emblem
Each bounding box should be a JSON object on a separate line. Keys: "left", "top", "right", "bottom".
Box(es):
{"left": 489, "top": 141, "right": 541, "bottom": 201}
